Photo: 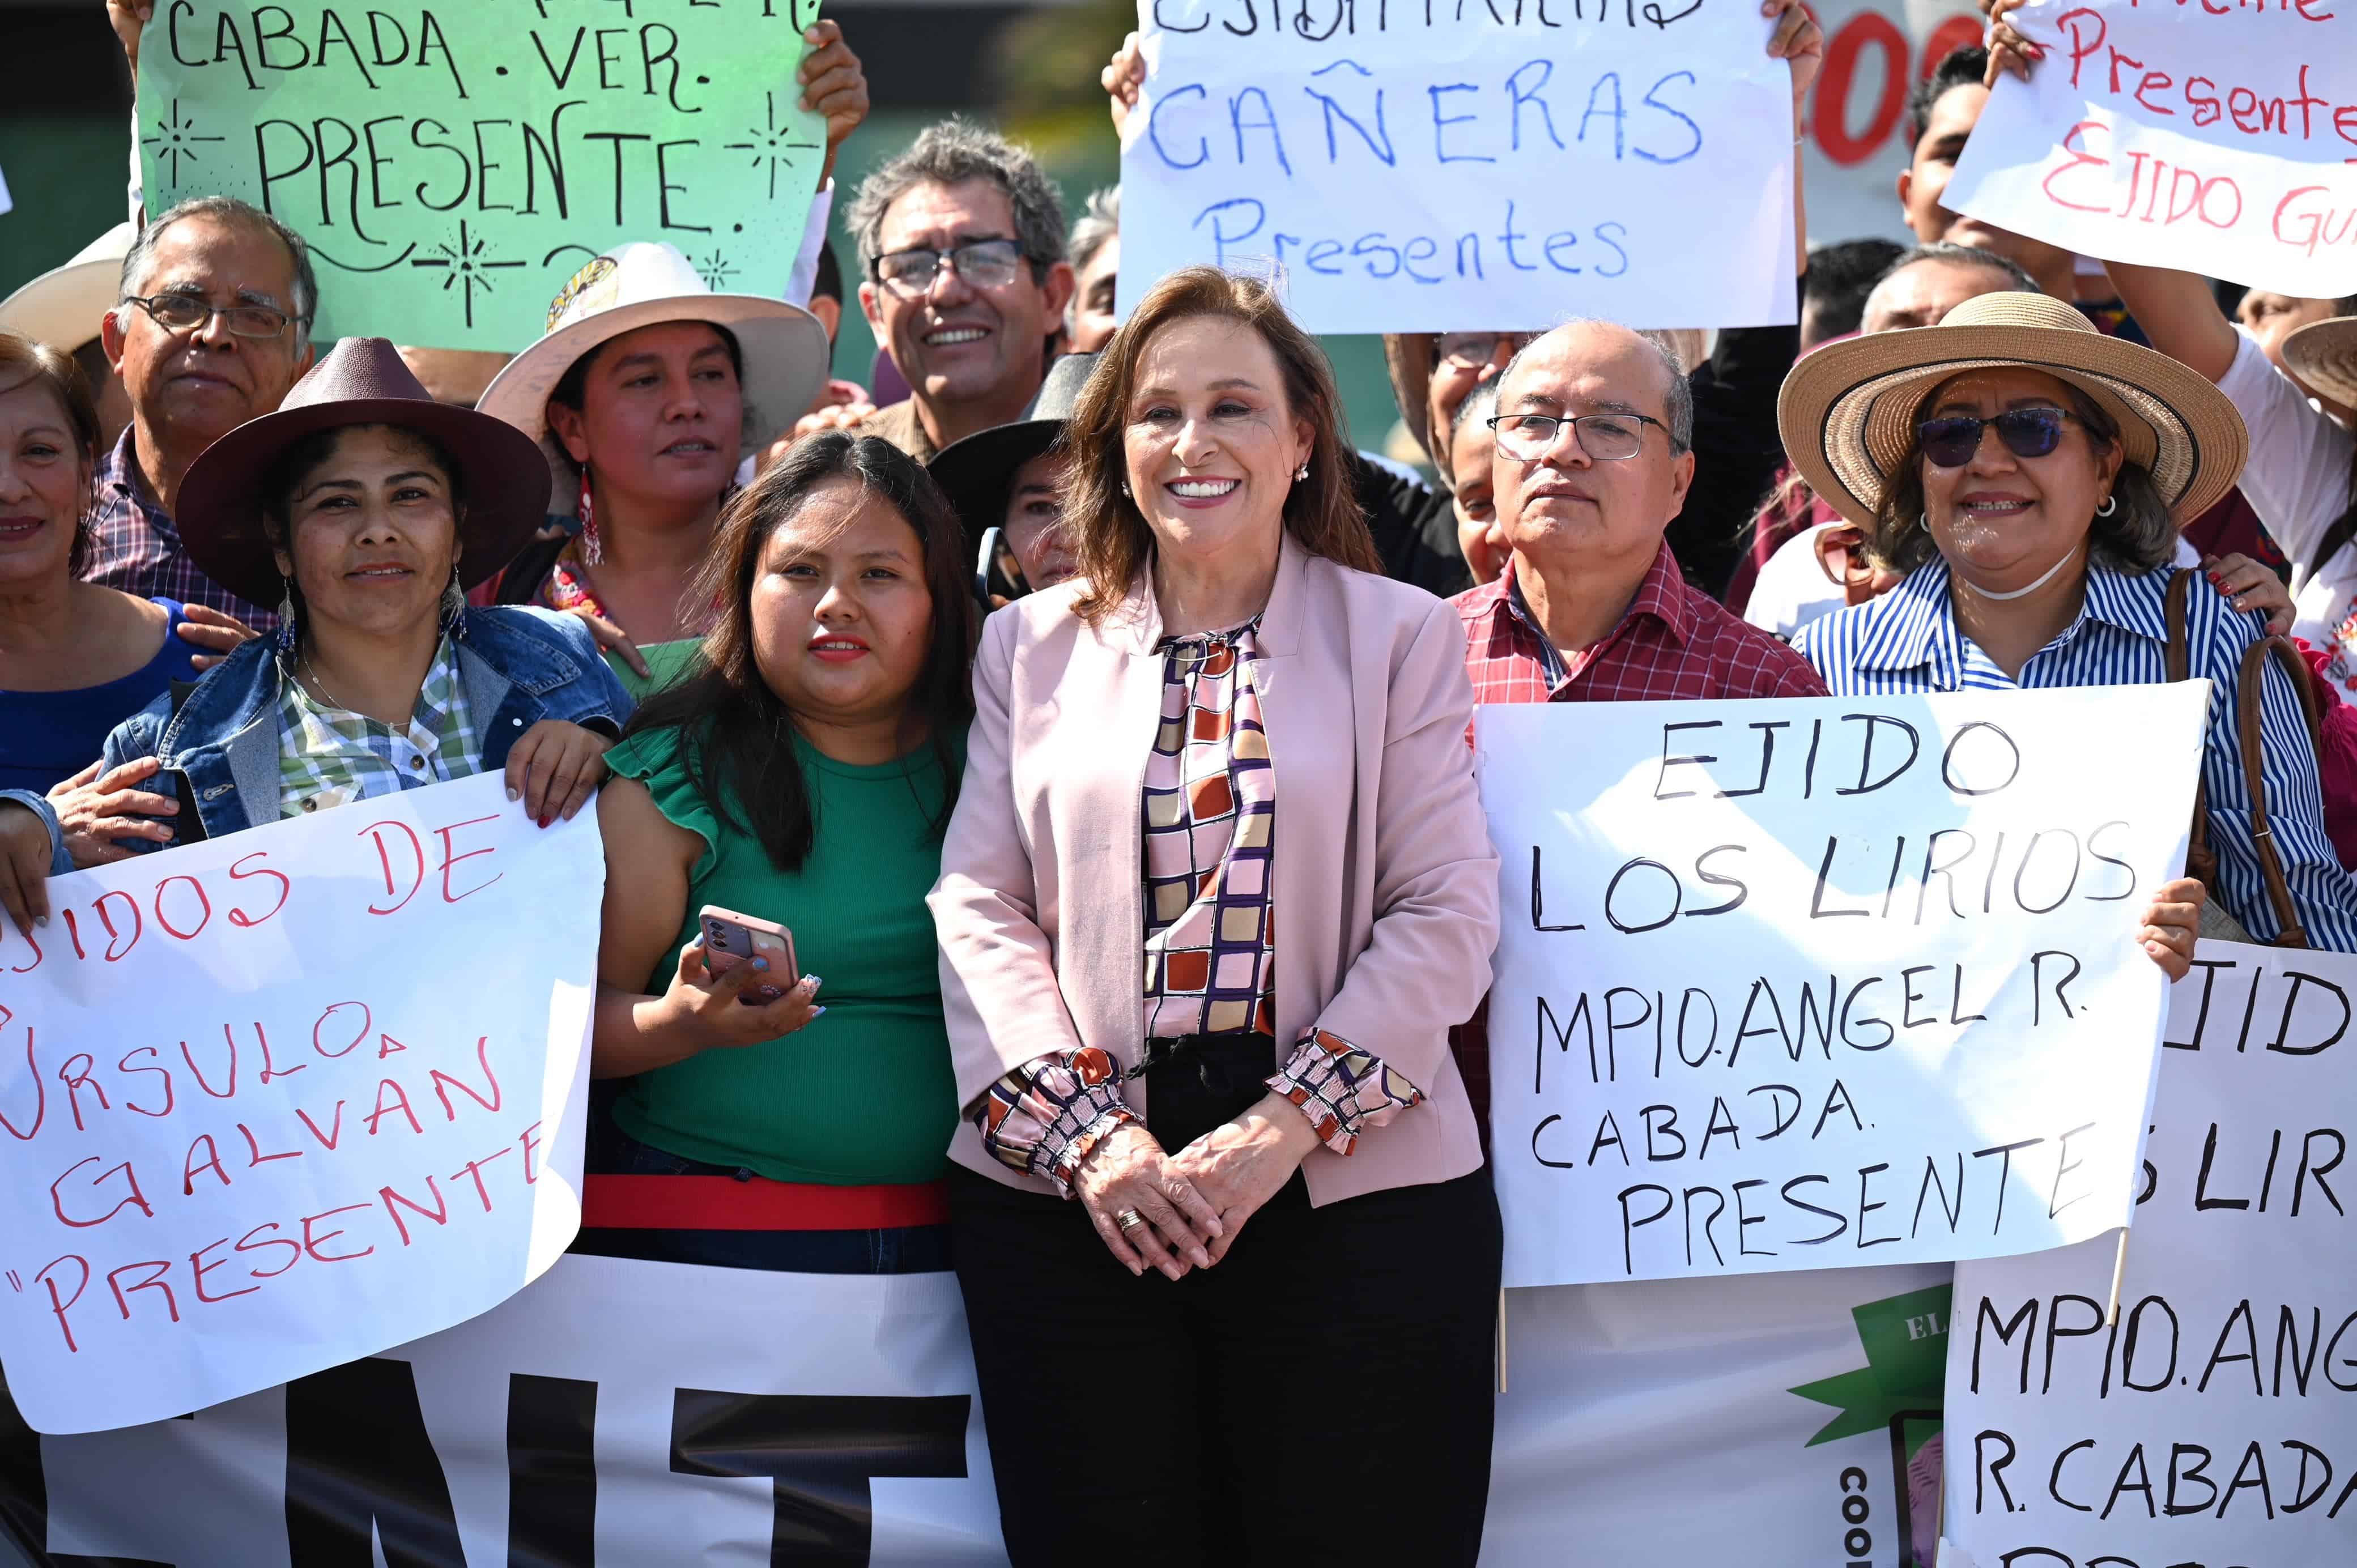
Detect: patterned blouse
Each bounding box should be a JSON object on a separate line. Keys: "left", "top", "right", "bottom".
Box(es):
{"left": 274, "top": 637, "right": 483, "bottom": 819}
{"left": 969, "top": 618, "right": 1425, "bottom": 1194}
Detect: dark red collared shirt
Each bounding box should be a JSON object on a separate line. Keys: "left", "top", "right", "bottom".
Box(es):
{"left": 1446, "top": 539, "right": 1828, "bottom": 1137}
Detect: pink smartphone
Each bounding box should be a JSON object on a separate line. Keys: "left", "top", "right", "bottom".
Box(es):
{"left": 697, "top": 905, "right": 798, "bottom": 1005}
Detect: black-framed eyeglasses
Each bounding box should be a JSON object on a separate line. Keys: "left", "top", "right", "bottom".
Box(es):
{"left": 1487, "top": 410, "right": 1667, "bottom": 462}
{"left": 871, "top": 238, "right": 1029, "bottom": 298}
{"left": 1917, "top": 407, "right": 2078, "bottom": 468}
{"left": 121, "top": 292, "right": 303, "bottom": 341}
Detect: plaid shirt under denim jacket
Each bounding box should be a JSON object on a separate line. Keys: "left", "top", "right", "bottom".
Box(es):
{"left": 75, "top": 607, "right": 631, "bottom": 858}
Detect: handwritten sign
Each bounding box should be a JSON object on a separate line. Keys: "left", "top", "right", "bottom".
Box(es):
{"left": 0, "top": 772, "right": 599, "bottom": 1435}
{"left": 1117, "top": 0, "right": 1798, "bottom": 334}
{"left": 1479, "top": 687, "right": 2209, "bottom": 1288}
{"left": 1943, "top": 0, "right": 2357, "bottom": 297}
{"left": 136, "top": 1, "right": 826, "bottom": 348}
{"left": 1943, "top": 941, "right": 2357, "bottom": 1568}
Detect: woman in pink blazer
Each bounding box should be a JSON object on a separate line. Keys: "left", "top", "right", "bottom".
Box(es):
{"left": 929, "top": 268, "right": 1503, "bottom": 1565}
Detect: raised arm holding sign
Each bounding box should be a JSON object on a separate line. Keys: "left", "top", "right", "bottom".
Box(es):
{"left": 1114, "top": 0, "right": 1806, "bottom": 334}
{"left": 1947, "top": 0, "right": 2357, "bottom": 299}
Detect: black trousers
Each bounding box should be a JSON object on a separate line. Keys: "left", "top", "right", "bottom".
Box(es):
{"left": 949, "top": 1034, "right": 1503, "bottom": 1567}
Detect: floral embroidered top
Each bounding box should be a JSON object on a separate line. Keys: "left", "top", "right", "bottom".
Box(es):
{"left": 968, "top": 617, "right": 1425, "bottom": 1194}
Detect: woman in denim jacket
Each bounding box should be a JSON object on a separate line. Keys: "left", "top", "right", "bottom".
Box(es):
{"left": 0, "top": 338, "right": 629, "bottom": 930}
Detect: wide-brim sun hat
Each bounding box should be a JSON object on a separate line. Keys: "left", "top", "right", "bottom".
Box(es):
{"left": 928, "top": 352, "right": 1101, "bottom": 546}
{"left": 177, "top": 337, "right": 555, "bottom": 608}
{"left": 476, "top": 241, "right": 829, "bottom": 459}
{"left": 2284, "top": 316, "right": 2357, "bottom": 412}
{"left": 0, "top": 222, "right": 137, "bottom": 351}
{"left": 1778, "top": 290, "right": 2248, "bottom": 531}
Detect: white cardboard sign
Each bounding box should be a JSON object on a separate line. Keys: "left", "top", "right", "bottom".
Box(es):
{"left": 0, "top": 772, "right": 598, "bottom": 1435}
{"left": 1117, "top": 0, "right": 1799, "bottom": 334}
{"left": 1944, "top": 0, "right": 2357, "bottom": 297}
{"left": 1943, "top": 941, "right": 2357, "bottom": 1568}
{"left": 1479, "top": 688, "right": 2207, "bottom": 1288}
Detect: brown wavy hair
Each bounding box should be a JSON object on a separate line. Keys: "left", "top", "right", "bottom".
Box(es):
{"left": 1062, "top": 267, "right": 1380, "bottom": 624}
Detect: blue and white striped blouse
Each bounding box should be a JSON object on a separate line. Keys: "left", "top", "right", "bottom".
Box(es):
{"left": 1791, "top": 556, "right": 2357, "bottom": 952}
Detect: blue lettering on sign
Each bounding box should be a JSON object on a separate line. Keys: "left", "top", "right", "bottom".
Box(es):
{"left": 1579, "top": 71, "right": 1627, "bottom": 160}
{"left": 1182, "top": 196, "right": 1637, "bottom": 289}
{"left": 1148, "top": 83, "right": 1210, "bottom": 171}
{"left": 1635, "top": 70, "right": 1702, "bottom": 164}
{"left": 1506, "top": 60, "right": 1565, "bottom": 152}
{"left": 1428, "top": 83, "right": 1494, "bottom": 164}
{"left": 1229, "top": 86, "right": 1292, "bottom": 174}
{"left": 1304, "top": 59, "right": 1396, "bottom": 167}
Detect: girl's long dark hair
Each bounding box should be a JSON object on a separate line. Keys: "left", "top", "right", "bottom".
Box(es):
{"left": 622, "top": 433, "right": 977, "bottom": 871}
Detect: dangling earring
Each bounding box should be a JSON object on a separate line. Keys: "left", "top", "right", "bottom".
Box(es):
{"left": 1295, "top": 462, "right": 1309, "bottom": 482}
{"left": 2095, "top": 493, "right": 2117, "bottom": 518}
{"left": 275, "top": 574, "right": 297, "bottom": 654}
{"left": 440, "top": 559, "right": 466, "bottom": 635}
{"left": 577, "top": 466, "right": 603, "bottom": 566}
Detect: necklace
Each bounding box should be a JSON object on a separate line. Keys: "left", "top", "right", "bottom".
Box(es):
{"left": 299, "top": 655, "right": 354, "bottom": 714}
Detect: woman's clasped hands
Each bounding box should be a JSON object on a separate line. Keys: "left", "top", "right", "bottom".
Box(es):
{"left": 1073, "top": 1093, "right": 1321, "bottom": 1281}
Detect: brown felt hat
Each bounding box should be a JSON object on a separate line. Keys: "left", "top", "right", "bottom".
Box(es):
{"left": 2283, "top": 316, "right": 2357, "bottom": 411}
{"left": 1778, "top": 290, "right": 2248, "bottom": 530}
{"left": 177, "top": 337, "right": 554, "bottom": 608}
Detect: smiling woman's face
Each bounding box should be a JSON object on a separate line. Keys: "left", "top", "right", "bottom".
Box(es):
{"left": 1120, "top": 314, "right": 1312, "bottom": 570}
{"left": 273, "top": 424, "right": 460, "bottom": 641}
{"left": 0, "top": 378, "right": 91, "bottom": 589}
{"left": 1918, "top": 366, "right": 2121, "bottom": 594}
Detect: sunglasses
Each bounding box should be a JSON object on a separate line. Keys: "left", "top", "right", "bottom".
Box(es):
{"left": 1916, "top": 407, "right": 2079, "bottom": 468}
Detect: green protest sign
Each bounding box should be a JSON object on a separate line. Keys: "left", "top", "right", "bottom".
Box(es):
{"left": 137, "top": 0, "right": 826, "bottom": 350}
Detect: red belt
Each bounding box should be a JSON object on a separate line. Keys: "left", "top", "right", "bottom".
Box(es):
{"left": 581, "top": 1174, "right": 948, "bottom": 1231}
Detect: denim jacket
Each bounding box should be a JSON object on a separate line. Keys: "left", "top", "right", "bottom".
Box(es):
{"left": 99, "top": 606, "right": 633, "bottom": 850}
{"left": 1, "top": 790, "right": 68, "bottom": 876}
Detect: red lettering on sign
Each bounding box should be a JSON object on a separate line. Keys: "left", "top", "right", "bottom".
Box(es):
{"left": 235, "top": 1221, "right": 302, "bottom": 1279}
{"left": 36, "top": 1255, "right": 89, "bottom": 1352}
{"left": 256, "top": 1020, "right": 307, "bottom": 1085}
{"left": 50, "top": 1156, "right": 153, "bottom": 1228}
{"left": 239, "top": 1122, "right": 303, "bottom": 1168}
{"left": 301, "top": 1203, "right": 376, "bottom": 1264}
{"left": 226, "top": 851, "right": 290, "bottom": 928}
{"left": 58, "top": 1054, "right": 110, "bottom": 1131}
{"left": 118, "top": 1047, "right": 174, "bottom": 1118}
{"left": 154, "top": 875, "right": 212, "bottom": 940}
{"left": 182, "top": 1134, "right": 231, "bottom": 1195}
{"left": 380, "top": 1175, "right": 450, "bottom": 1246}
{"left": 361, "top": 820, "right": 426, "bottom": 915}
{"left": 365, "top": 1077, "right": 423, "bottom": 1137}
{"left": 296, "top": 1100, "right": 347, "bottom": 1151}
{"left": 107, "top": 1260, "right": 181, "bottom": 1326}
{"left": 1, "top": 1017, "right": 45, "bottom": 1140}
{"left": 431, "top": 1037, "right": 502, "bottom": 1122}
{"left": 452, "top": 1145, "right": 512, "bottom": 1213}
{"left": 435, "top": 815, "right": 504, "bottom": 904}
{"left": 1814, "top": 12, "right": 1907, "bottom": 168}
{"left": 189, "top": 1237, "right": 261, "bottom": 1305}
{"left": 312, "top": 1000, "right": 370, "bottom": 1059}
{"left": 180, "top": 1028, "right": 239, "bottom": 1100}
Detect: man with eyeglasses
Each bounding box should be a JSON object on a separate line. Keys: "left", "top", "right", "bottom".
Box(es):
{"left": 1444, "top": 320, "right": 1827, "bottom": 1137}
{"left": 82, "top": 195, "right": 320, "bottom": 628}
{"left": 1454, "top": 321, "right": 1825, "bottom": 711}
{"left": 837, "top": 120, "right": 1075, "bottom": 463}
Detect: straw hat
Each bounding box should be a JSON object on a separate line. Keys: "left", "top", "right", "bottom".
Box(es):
{"left": 928, "top": 352, "right": 1099, "bottom": 546}
{"left": 178, "top": 338, "right": 554, "bottom": 608}
{"left": 0, "top": 223, "right": 136, "bottom": 351}
{"left": 1778, "top": 291, "right": 2248, "bottom": 530}
{"left": 476, "top": 242, "right": 828, "bottom": 459}
{"left": 2283, "top": 316, "right": 2357, "bottom": 411}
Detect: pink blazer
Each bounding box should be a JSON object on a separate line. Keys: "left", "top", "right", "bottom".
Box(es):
{"left": 929, "top": 535, "right": 1501, "bottom": 1206}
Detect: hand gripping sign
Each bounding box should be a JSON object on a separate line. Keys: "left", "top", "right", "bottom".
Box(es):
{"left": 1945, "top": 0, "right": 2357, "bottom": 297}
{"left": 0, "top": 772, "right": 599, "bottom": 1435}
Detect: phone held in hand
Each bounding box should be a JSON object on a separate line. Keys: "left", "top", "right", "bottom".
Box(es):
{"left": 976, "top": 526, "right": 1032, "bottom": 605}
{"left": 698, "top": 905, "right": 798, "bottom": 1005}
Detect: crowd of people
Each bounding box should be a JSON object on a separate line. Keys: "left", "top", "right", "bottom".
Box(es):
{"left": 3, "top": 2, "right": 2354, "bottom": 1562}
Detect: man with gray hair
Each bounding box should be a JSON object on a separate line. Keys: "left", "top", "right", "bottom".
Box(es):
{"left": 83, "top": 194, "right": 319, "bottom": 627}
{"left": 839, "top": 118, "right": 1074, "bottom": 461}
{"left": 1065, "top": 185, "right": 1121, "bottom": 353}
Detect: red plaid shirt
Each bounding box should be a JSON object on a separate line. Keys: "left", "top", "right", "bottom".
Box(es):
{"left": 1446, "top": 539, "right": 1827, "bottom": 1139}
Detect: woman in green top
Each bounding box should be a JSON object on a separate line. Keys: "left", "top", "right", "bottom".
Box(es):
{"left": 582, "top": 432, "right": 977, "bottom": 1272}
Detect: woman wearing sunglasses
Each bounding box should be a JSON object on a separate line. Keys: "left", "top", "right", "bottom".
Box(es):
{"left": 1783, "top": 291, "right": 2357, "bottom": 955}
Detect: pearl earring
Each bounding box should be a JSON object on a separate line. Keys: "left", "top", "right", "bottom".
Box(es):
{"left": 1294, "top": 463, "right": 1309, "bottom": 482}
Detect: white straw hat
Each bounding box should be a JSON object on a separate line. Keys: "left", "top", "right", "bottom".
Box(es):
{"left": 476, "top": 241, "right": 828, "bottom": 457}
{"left": 0, "top": 222, "right": 137, "bottom": 351}
{"left": 1778, "top": 290, "right": 2249, "bottom": 529}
